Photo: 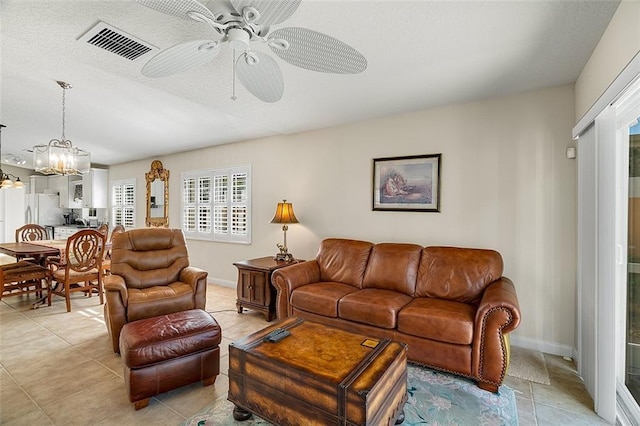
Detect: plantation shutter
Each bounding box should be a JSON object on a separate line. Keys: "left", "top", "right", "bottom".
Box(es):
{"left": 111, "top": 179, "right": 135, "bottom": 228}
{"left": 181, "top": 166, "right": 251, "bottom": 244}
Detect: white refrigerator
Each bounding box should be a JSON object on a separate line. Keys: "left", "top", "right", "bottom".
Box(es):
{"left": 0, "top": 188, "right": 26, "bottom": 243}
{"left": 25, "top": 194, "right": 64, "bottom": 228}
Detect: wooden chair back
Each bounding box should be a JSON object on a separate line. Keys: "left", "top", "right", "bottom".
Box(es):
{"left": 109, "top": 225, "right": 125, "bottom": 242}
{"left": 102, "top": 225, "right": 125, "bottom": 275}
{"left": 48, "top": 229, "right": 106, "bottom": 312}
{"left": 15, "top": 224, "right": 48, "bottom": 242}
{"left": 97, "top": 224, "right": 109, "bottom": 236}
{"left": 65, "top": 229, "right": 105, "bottom": 273}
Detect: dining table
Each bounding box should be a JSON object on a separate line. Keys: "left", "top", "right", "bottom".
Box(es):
{"left": 0, "top": 241, "right": 60, "bottom": 265}
{"left": 0, "top": 239, "right": 111, "bottom": 309}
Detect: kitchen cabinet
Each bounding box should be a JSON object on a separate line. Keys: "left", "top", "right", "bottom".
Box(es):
{"left": 47, "top": 175, "right": 64, "bottom": 196}
{"left": 50, "top": 175, "right": 81, "bottom": 209}
{"left": 53, "top": 226, "right": 77, "bottom": 240}
{"left": 82, "top": 169, "right": 108, "bottom": 209}
{"left": 29, "top": 176, "right": 48, "bottom": 194}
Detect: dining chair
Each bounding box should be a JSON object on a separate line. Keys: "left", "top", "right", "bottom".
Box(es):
{"left": 102, "top": 225, "right": 124, "bottom": 275}
{"left": 47, "top": 229, "right": 106, "bottom": 312}
{"left": 97, "top": 223, "right": 108, "bottom": 236}
{"left": 16, "top": 224, "right": 48, "bottom": 242}
{"left": 15, "top": 224, "right": 49, "bottom": 262}
{"left": 0, "top": 261, "right": 51, "bottom": 304}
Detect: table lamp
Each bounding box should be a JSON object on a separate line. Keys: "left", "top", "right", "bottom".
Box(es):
{"left": 270, "top": 199, "right": 299, "bottom": 262}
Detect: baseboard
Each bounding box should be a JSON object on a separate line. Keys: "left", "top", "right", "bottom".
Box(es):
{"left": 510, "top": 335, "right": 574, "bottom": 358}
{"left": 208, "top": 277, "right": 236, "bottom": 288}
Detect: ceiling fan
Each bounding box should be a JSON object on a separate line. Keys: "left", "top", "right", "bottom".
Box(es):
{"left": 136, "top": 0, "right": 367, "bottom": 102}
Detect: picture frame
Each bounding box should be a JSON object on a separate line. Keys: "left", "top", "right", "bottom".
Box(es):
{"left": 372, "top": 154, "right": 441, "bottom": 212}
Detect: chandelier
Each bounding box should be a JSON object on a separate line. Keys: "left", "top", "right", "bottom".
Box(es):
{"left": 33, "top": 81, "right": 90, "bottom": 175}
{"left": 0, "top": 124, "right": 25, "bottom": 189}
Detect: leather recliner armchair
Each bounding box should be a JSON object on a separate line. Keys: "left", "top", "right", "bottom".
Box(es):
{"left": 104, "top": 228, "right": 208, "bottom": 353}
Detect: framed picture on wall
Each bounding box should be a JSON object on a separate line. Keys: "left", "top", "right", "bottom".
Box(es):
{"left": 372, "top": 154, "right": 441, "bottom": 212}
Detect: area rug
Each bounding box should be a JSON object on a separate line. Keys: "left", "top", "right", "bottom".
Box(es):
{"left": 182, "top": 365, "right": 518, "bottom": 426}
{"left": 506, "top": 346, "right": 551, "bottom": 385}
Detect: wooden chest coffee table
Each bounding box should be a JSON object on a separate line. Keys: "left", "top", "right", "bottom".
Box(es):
{"left": 228, "top": 317, "right": 407, "bottom": 425}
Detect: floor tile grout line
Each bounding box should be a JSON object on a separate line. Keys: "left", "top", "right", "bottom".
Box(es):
{"left": 0, "top": 359, "right": 55, "bottom": 425}
{"left": 153, "top": 396, "right": 188, "bottom": 420}
{"left": 529, "top": 381, "right": 539, "bottom": 425}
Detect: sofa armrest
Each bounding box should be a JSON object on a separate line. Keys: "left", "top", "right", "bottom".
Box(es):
{"left": 272, "top": 260, "right": 321, "bottom": 319}
{"left": 103, "top": 274, "right": 128, "bottom": 353}
{"left": 180, "top": 266, "right": 209, "bottom": 309}
{"left": 104, "top": 274, "right": 128, "bottom": 307}
{"left": 472, "top": 277, "right": 521, "bottom": 389}
{"left": 476, "top": 277, "right": 521, "bottom": 333}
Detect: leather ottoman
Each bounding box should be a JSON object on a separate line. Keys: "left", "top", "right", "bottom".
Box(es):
{"left": 119, "top": 309, "right": 221, "bottom": 409}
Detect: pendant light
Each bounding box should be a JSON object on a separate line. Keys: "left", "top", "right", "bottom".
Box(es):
{"left": 32, "top": 81, "right": 90, "bottom": 175}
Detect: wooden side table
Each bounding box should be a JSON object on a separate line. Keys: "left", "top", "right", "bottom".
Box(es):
{"left": 233, "top": 256, "right": 302, "bottom": 322}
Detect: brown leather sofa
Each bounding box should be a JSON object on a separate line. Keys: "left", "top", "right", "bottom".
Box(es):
{"left": 272, "top": 238, "right": 521, "bottom": 392}
{"left": 103, "top": 228, "right": 208, "bottom": 353}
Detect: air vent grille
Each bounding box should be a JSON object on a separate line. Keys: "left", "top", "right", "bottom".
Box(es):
{"left": 78, "top": 22, "right": 156, "bottom": 61}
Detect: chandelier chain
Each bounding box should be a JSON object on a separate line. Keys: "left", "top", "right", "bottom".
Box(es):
{"left": 61, "top": 85, "right": 66, "bottom": 141}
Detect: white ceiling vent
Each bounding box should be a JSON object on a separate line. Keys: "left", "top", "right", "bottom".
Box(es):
{"left": 78, "top": 21, "right": 157, "bottom": 61}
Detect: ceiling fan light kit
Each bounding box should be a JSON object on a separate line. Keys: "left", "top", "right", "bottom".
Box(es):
{"left": 136, "top": 0, "right": 367, "bottom": 102}
{"left": 228, "top": 28, "right": 251, "bottom": 51}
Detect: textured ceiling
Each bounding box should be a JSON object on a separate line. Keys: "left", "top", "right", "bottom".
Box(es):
{"left": 0, "top": 0, "right": 620, "bottom": 167}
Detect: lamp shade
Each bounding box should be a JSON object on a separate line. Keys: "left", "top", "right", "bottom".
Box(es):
{"left": 270, "top": 200, "right": 299, "bottom": 224}
{"left": 0, "top": 177, "right": 14, "bottom": 189}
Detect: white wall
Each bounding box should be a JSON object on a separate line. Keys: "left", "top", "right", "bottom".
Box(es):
{"left": 2, "top": 164, "right": 31, "bottom": 184}
{"left": 109, "top": 84, "right": 576, "bottom": 354}
{"left": 575, "top": 0, "right": 640, "bottom": 121}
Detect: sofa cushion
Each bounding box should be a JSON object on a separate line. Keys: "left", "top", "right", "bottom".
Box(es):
{"left": 398, "top": 298, "right": 475, "bottom": 345}
{"left": 338, "top": 289, "right": 412, "bottom": 329}
{"left": 317, "top": 239, "right": 373, "bottom": 288}
{"left": 415, "top": 246, "right": 503, "bottom": 304}
{"left": 127, "top": 282, "right": 195, "bottom": 322}
{"left": 290, "top": 282, "right": 359, "bottom": 317}
{"left": 362, "top": 243, "right": 422, "bottom": 296}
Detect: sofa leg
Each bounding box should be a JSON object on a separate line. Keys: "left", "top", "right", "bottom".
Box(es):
{"left": 203, "top": 375, "right": 217, "bottom": 386}
{"left": 477, "top": 381, "right": 499, "bottom": 393}
{"left": 133, "top": 398, "right": 150, "bottom": 410}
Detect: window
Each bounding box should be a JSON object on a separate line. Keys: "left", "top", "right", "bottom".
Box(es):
{"left": 182, "top": 166, "right": 251, "bottom": 244}
{"left": 111, "top": 179, "right": 135, "bottom": 228}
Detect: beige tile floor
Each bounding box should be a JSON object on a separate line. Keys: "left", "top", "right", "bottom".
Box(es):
{"left": 0, "top": 282, "right": 611, "bottom": 425}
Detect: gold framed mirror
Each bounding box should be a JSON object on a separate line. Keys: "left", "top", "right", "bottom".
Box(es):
{"left": 145, "top": 160, "right": 169, "bottom": 227}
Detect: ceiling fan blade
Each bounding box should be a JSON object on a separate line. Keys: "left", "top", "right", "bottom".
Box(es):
{"left": 235, "top": 51, "right": 284, "bottom": 103}
{"left": 142, "top": 40, "right": 221, "bottom": 77}
{"left": 136, "top": 0, "right": 216, "bottom": 23}
{"left": 230, "top": 0, "right": 301, "bottom": 26}
{"left": 268, "top": 27, "right": 367, "bottom": 74}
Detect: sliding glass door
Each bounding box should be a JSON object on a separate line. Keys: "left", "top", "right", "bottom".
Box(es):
{"left": 626, "top": 121, "right": 640, "bottom": 408}
{"left": 615, "top": 78, "right": 640, "bottom": 423}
